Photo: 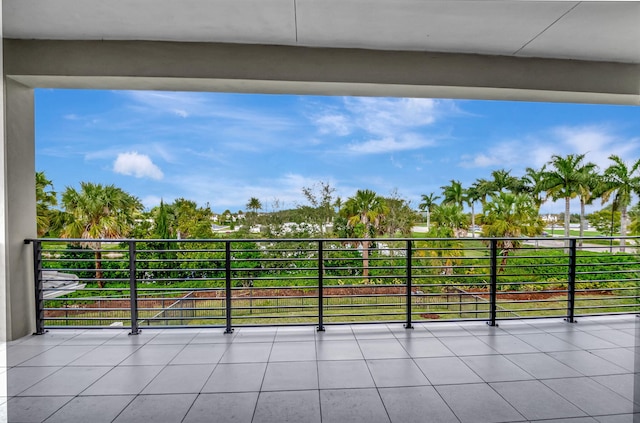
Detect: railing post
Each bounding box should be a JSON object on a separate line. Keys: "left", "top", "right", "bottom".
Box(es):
{"left": 128, "top": 241, "right": 140, "bottom": 335}
{"left": 224, "top": 240, "right": 234, "bottom": 334}
{"left": 405, "top": 240, "right": 413, "bottom": 329}
{"left": 30, "top": 240, "right": 46, "bottom": 335}
{"left": 566, "top": 238, "right": 577, "bottom": 323}
{"left": 488, "top": 239, "right": 498, "bottom": 327}
{"left": 317, "top": 240, "right": 325, "bottom": 331}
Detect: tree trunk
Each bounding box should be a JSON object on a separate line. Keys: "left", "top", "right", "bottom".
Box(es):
{"left": 426, "top": 210, "right": 431, "bottom": 232}
{"left": 471, "top": 203, "right": 475, "bottom": 238}
{"left": 620, "top": 205, "right": 627, "bottom": 252}
{"left": 564, "top": 197, "right": 571, "bottom": 250}
{"left": 95, "top": 250, "right": 103, "bottom": 289}
{"left": 579, "top": 199, "right": 585, "bottom": 249}
{"left": 362, "top": 239, "right": 370, "bottom": 282}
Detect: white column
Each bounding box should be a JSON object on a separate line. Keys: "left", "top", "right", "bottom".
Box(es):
{"left": 1, "top": 76, "right": 36, "bottom": 341}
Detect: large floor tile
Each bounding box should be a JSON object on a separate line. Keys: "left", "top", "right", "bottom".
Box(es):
{"left": 81, "top": 365, "right": 164, "bottom": 395}
{"left": 503, "top": 353, "right": 582, "bottom": 379}
{"left": 461, "top": 355, "right": 534, "bottom": 382}
{"left": 357, "top": 339, "right": 409, "bottom": 359}
{"left": 366, "top": 359, "right": 429, "bottom": 387}
{"left": 141, "top": 364, "right": 215, "bottom": 394}
{"left": 548, "top": 350, "right": 628, "bottom": 376}
{"left": 581, "top": 330, "right": 636, "bottom": 348}
{"left": 397, "top": 338, "right": 453, "bottom": 358}
{"left": 414, "top": 356, "right": 483, "bottom": 385}
{"left": 112, "top": 394, "right": 196, "bottom": 423}
{"left": 543, "top": 377, "right": 634, "bottom": 416}
{"left": 321, "top": 388, "right": 390, "bottom": 423}
{"left": 491, "top": 380, "right": 587, "bottom": 421}
{"left": 515, "top": 333, "right": 581, "bottom": 352}
{"left": 269, "top": 341, "right": 316, "bottom": 361}
{"left": 119, "top": 344, "right": 185, "bottom": 366}
{"left": 182, "top": 392, "right": 259, "bottom": 423}
{"left": 262, "top": 361, "right": 318, "bottom": 391}
{"left": 44, "top": 395, "right": 133, "bottom": 423}
{"left": 318, "top": 360, "right": 375, "bottom": 389}
{"left": 68, "top": 344, "right": 141, "bottom": 366}
{"left": 589, "top": 348, "right": 636, "bottom": 372}
{"left": 316, "top": 340, "right": 363, "bottom": 360}
{"left": 476, "top": 334, "right": 540, "bottom": 354}
{"left": 219, "top": 343, "right": 273, "bottom": 363}
{"left": 17, "top": 345, "right": 95, "bottom": 367}
{"left": 253, "top": 390, "right": 321, "bottom": 423}
{"left": 439, "top": 337, "right": 499, "bottom": 356}
{"left": 201, "top": 362, "right": 267, "bottom": 393}
{"left": 551, "top": 331, "right": 619, "bottom": 350}
{"left": 7, "top": 396, "right": 72, "bottom": 423}
{"left": 436, "top": 383, "right": 525, "bottom": 423}
{"left": 379, "top": 386, "right": 460, "bottom": 423}
{"left": 7, "top": 345, "right": 54, "bottom": 366}
{"left": 591, "top": 374, "right": 636, "bottom": 403}
{"left": 169, "top": 343, "right": 228, "bottom": 365}
{"left": 7, "top": 366, "right": 60, "bottom": 396}
{"left": 20, "top": 366, "right": 111, "bottom": 396}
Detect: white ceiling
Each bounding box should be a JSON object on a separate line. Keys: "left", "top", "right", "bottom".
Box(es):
{"left": 4, "top": 0, "right": 639, "bottom": 64}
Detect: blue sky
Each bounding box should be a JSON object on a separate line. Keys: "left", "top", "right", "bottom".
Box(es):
{"left": 35, "top": 89, "right": 640, "bottom": 214}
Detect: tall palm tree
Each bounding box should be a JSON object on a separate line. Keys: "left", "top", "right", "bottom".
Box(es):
{"left": 246, "top": 197, "right": 262, "bottom": 215}
{"left": 576, "top": 168, "right": 601, "bottom": 247}
{"left": 342, "top": 189, "right": 388, "bottom": 280}
{"left": 61, "top": 182, "right": 142, "bottom": 287}
{"left": 463, "top": 186, "right": 481, "bottom": 238}
{"left": 482, "top": 192, "right": 543, "bottom": 271}
{"left": 472, "top": 178, "right": 494, "bottom": 206}
{"left": 441, "top": 180, "right": 464, "bottom": 208}
{"left": 490, "top": 169, "right": 519, "bottom": 193}
{"left": 521, "top": 165, "right": 548, "bottom": 211}
{"left": 543, "top": 154, "right": 595, "bottom": 246}
{"left": 599, "top": 155, "right": 640, "bottom": 252}
{"left": 418, "top": 192, "right": 440, "bottom": 232}
{"left": 35, "top": 171, "right": 58, "bottom": 237}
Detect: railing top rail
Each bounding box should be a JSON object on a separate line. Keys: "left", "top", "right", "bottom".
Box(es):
{"left": 25, "top": 235, "right": 640, "bottom": 244}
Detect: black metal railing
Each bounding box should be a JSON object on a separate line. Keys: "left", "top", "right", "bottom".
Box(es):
{"left": 25, "top": 236, "right": 640, "bottom": 333}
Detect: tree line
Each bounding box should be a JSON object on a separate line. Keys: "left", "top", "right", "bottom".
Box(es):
{"left": 36, "top": 153, "right": 640, "bottom": 253}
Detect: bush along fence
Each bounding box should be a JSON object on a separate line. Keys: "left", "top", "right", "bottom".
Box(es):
{"left": 25, "top": 236, "right": 640, "bottom": 334}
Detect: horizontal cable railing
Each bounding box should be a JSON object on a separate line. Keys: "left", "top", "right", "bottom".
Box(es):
{"left": 25, "top": 236, "right": 640, "bottom": 333}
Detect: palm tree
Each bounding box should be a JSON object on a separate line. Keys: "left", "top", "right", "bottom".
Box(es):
{"left": 61, "top": 182, "right": 142, "bottom": 287}
{"left": 463, "top": 186, "right": 481, "bottom": 238}
{"left": 543, "top": 154, "right": 595, "bottom": 246}
{"left": 472, "top": 178, "right": 494, "bottom": 205}
{"left": 576, "top": 168, "right": 601, "bottom": 248}
{"left": 482, "top": 192, "right": 543, "bottom": 271}
{"left": 342, "top": 189, "right": 388, "bottom": 280}
{"left": 599, "top": 155, "right": 640, "bottom": 252}
{"left": 246, "top": 197, "right": 262, "bottom": 215}
{"left": 418, "top": 192, "right": 440, "bottom": 232}
{"left": 441, "top": 180, "right": 464, "bottom": 208}
{"left": 35, "top": 171, "right": 58, "bottom": 237}
{"left": 521, "top": 165, "right": 548, "bottom": 212}
{"left": 430, "top": 204, "right": 468, "bottom": 238}
{"left": 490, "top": 169, "right": 519, "bottom": 193}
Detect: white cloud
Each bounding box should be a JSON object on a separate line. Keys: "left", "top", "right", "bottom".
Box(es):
{"left": 315, "top": 114, "right": 351, "bottom": 136}
{"left": 113, "top": 152, "right": 164, "bottom": 180}
{"left": 64, "top": 114, "right": 80, "bottom": 120}
{"left": 311, "top": 97, "right": 450, "bottom": 155}
{"left": 348, "top": 134, "right": 435, "bottom": 155}
{"left": 459, "top": 125, "right": 640, "bottom": 172}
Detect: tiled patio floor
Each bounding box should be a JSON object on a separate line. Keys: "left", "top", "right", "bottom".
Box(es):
{"left": 3, "top": 316, "right": 640, "bottom": 422}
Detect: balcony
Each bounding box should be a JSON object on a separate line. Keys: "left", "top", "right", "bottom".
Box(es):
{"left": 5, "top": 316, "right": 640, "bottom": 422}
{"left": 7, "top": 236, "right": 639, "bottom": 422}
